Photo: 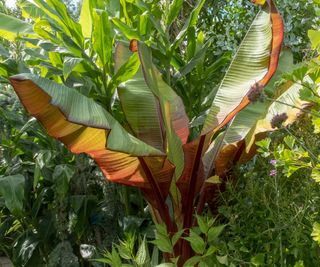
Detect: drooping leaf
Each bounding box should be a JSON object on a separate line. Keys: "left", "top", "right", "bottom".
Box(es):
{"left": 33, "top": 0, "right": 84, "bottom": 47}
{"left": 10, "top": 73, "right": 175, "bottom": 216}
{"left": 19, "top": 0, "right": 47, "bottom": 21}
{"left": 0, "top": 13, "right": 33, "bottom": 41}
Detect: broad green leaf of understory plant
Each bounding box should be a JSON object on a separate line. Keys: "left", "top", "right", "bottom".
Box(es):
{"left": 0, "top": 174, "right": 25, "bottom": 216}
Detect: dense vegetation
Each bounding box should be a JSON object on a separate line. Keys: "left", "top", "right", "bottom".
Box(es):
{"left": 0, "top": 0, "right": 320, "bottom": 266}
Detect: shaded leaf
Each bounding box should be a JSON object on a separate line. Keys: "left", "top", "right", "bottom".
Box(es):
{"left": 0, "top": 174, "right": 25, "bottom": 215}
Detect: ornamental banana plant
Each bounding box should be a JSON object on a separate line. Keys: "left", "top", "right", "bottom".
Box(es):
{"left": 4, "top": 0, "right": 291, "bottom": 264}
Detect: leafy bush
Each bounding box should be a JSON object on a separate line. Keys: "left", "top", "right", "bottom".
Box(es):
{"left": 217, "top": 119, "right": 320, "bottom": 266}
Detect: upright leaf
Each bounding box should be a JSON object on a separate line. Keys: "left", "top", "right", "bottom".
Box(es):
{"left": 138, "top": 42, "right": 190, "bottom": 205}
{"left": 115, "top": 42, "right": 164, "bottom": 152}
{"left": 171, "top": 0, "right": 206, "bottom": 49}
{"left": 202, "top": 1, "right": 284, "bottom": 135}
{"left": 93, "top": 10, "right": 112, "bottom": 70}
{"left": 202, "top": 7, "right": 272, "bottom": 133}
{"left": 79, "top": 0, "right": 93, "bottom": 38}
{"left": 166, "top": 0, "right": 183, "bottom": 27}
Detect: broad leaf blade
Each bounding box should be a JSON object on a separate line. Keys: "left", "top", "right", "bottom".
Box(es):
{"left": 202, "top": 7, "right": 272, "bottom": 133}
{"left": 166, "top": 0, "right": 183, "bottom": 27}
{"left": 9, "top": 74, "right": 163, "bottom": 156}
{"left": 79, "top": 0, "right": 93, "bottom": 38}
{"left": 9, "top": 74, "right": 175, "bottom": 192}
{"left": 137, "top": 42, "right": 190, "bottom": 206}
{"left": 0, "top": 13, "right": 33, "bottom": 41}
{"left": 202, "top": 1, "right": 284, "bottom": 137}
{"left": 93, "top": 10, "right": 112, "bottom": 69}
{"left": 0, "top": 174, "right": 25, "bottom": 216}
{"left": 115, "top": 42, "right": 164, "bottom": 152}
{"left": 213, "top": 80, "right": 308, "bottom": 177}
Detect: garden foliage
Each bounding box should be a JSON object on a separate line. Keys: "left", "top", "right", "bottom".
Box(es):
{"left": 0, "top": 0, "right": 319, "bottom": 266}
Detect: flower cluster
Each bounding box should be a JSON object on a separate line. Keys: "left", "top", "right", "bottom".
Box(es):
{"left": 269, "top": 159, "right": 277, "bottom": 176}
{"left": 270, "top": 169, "right": 277, "bottom": 176}
{"left": 270, "top": 113, "right": 288, "bottom": 129}
{"left": 247, "top": 82, "right": 265, "bottom": 103}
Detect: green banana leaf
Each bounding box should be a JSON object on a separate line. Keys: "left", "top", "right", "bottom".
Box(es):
{"left": 202, "top": 6, "right": 272, "bottom": 134}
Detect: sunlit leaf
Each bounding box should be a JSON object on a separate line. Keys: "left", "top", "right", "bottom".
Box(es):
{"left": 0, "top": 13, "right": 33, "bottom": 41}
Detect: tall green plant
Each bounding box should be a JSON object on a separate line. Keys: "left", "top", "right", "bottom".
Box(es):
{"left": 1, "top": 0, "right": 309, "bottom": 264}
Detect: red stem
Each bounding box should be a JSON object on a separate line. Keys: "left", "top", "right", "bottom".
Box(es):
{"left": 180, "top": 135, "right": 206, "bottom": 264}
{"left": 138, "top": 157, "right": 174, "bottom": 234}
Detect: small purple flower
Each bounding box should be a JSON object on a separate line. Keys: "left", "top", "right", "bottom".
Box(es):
{"left": 270, "top": 169, "right": 277, "bottom": 176}
{"left": 270, "top": 159, "right": 277, "bottom": 166}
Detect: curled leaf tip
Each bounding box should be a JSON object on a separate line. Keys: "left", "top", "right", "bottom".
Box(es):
{"left": 251, "top": 0, "right": 267, "bottom": 5}
{"left": 129, "top": 39, "right": 138, "bottom": 52}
